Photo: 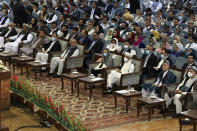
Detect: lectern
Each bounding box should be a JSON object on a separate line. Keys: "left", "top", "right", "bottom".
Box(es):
{"left": 0, "top": 70, "right": 10, "bottom": 131}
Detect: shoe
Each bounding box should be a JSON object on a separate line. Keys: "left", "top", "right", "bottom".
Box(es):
{"left": 53, "top": 74, "right": 61, "bottom": 78}
{"left": 47, "top": 73, "right": 53, "bottom": 77}
{"left": 159, "top": 108, "right": 168, "bottom": 114}
{"left": 180, "top": 119, "right": 191, "bottom": 125}
{"left": 172, "top": 113, "right": 179, "bottom": 118}
{"left": 104, "top": 89, "right": 112, "bottom": 95}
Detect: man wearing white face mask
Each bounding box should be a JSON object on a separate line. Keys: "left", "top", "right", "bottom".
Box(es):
{"left": 35, "top": 32, "right": 61, "bottom": 64}
{"left": 105, "top": 51, "right": 136, "bottom": 94}
{"left": 121, "top": 41, "right": 135, "bottom": 55}
{"left": 91, "top": 49, "right": 114, "bottom": 77}
{"left": 164, "top": 66, "right": 197, "bottom": 118}
{"left": 152, "top": 48, "right": 171, "bottom": 77}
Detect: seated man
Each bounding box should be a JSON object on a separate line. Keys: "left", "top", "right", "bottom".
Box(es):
{"left": 164, "top": 66, "right": 197, "bottom": 117}
{"left": 182, "top": 53, "right": 196, "bottom": 77}
{"left": 141, "top": 45, "right": 157, "bottom": 78}
{"left": 83, "top": 32, "right": 104, "bottom": 69}
{"left": 141, "top": 60, "right": 176, "bottom": 97}
{"left": 20, "top": 30, "right": 49, "bottom": 56}
{"left": 91, "top": 49, "right": 114, "bottom": 77}
{"left": 152, "top": 48, "right": 171, "bottom": 77}
{"left": 50, "top": 38, "right": 79, "bottom": 78}
{"left": 0, "top": 9, "right": 10, "bottom": 31}
{"left": 0, "top": 22, "right": 17, "bottom": 48}
{"left": 106, "top": 51, "right": 136, "bottom": 94}
{"left": 35, "top": 32, "right": 61, "bottom": 64}
{"left": 4, "top": 24, "right": 34, "bottom": 54}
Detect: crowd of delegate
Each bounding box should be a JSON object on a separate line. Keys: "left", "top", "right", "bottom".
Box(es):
{"left": 0, "top": 0, "right": 197, "bottom": 124}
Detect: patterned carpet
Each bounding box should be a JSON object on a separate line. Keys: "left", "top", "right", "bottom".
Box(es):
{"left": 14, "top": 69, "right": 165, "bottom": 130}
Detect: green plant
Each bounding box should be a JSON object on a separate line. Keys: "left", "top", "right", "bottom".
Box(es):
{"left": 10, "top": 76, "right": 89, "bottom": 131}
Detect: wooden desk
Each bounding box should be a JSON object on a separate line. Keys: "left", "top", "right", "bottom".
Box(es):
{"left": 26, "top": 62, "right": 50, "bottom": 80}
{"left": 61, "top": 72, "right": 87, "bottom": 94}
{"left": 0, "top": 71, "right": 10, "bottom": 131}
{"left": 12, "top": 56, "right": 34, "bottom": 75}
{"left": 179, "top": 110, "right": 197, "bottom": 131}
{"left": 137, "top": 97, "right": 166, "bottom": 121}
{"left": 113, "top": 90, "right": 142, "bottom": 113}
{"left": 77, "top": 76, "right": 105, "bottom": 100}
{"left": 0, "top": 52, "right": 18, "bottom": 66}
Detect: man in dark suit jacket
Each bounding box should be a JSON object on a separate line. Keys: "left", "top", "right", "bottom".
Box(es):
{"left": 90, "top": 2, "right": 102, "bottom": 25}
{"left": 0, "top": 22, "right": 17, "bottom": 48}
{"left": 141, "top": 45, "right": 157, "bottom": 78}
{"left": 182, "top": 53, "right": 196, "bottom": 77}
{"left": 152, "top": 49, "right": 172, "bottom": 77}
{"left": 70, "top": 3, "right": 81, "bottom": 21}
{"left": 68, "top": 27, "right": 81, "bottom": 42}
{"left": 141, "top": 60, "right": 176, "bottom": 97}
{"left": 104, "top": 0, "right": 113, "bottom": 14}
{"left": 80, "top": 29, "right": 92, "bottom": 49}
{"left": 42, "top": 33, "right": 61, "bottom": 53}
{"left": 49, "top": 22, "right": 60, "bottom": 36}
{"left": 35, "top": 32, "right": 61, "bottom": 64}
{"left": 80, "top": 1, "right": 91, "bottom": 14}
{"left": 83, "top": 32, "right": 104, "bottom": 69}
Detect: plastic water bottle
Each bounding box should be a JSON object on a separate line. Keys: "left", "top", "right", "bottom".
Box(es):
{"left": 71, "top": 64, "right": 74, "bottom": 74}
{"left": 88, "top": 68, "right": 91, "bottom": 77}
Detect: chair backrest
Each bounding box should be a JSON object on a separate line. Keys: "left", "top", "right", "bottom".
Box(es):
{"left": 16, "top": 27, "right": 22, "bottom": 33}
{"left": 168, "top": 54, "right": 176, "bottom": 66}
{"left": 121, "top": 73, "right": 141, "bottom": 87}
{"left": 76, "top": 44, "right": 84, "bottom": 55}
{"left": 111, "top": 53, "right": 122, "bottom": 67}
{"left": 170, "top": 68, "right": 183, "bottom": 84}
{"left": 174, "top": 56, "right": 187, "bottom": 69}
{"left": 59, "top": 39, "right": 68, "bottom": 52}
{"left": 65, "top": 56, "right": 84, "bottom": 69}
{"left": 132, "top": 57, "right": 142, "bottom": 73}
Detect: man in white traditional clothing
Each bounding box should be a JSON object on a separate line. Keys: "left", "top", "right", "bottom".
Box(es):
{"left": 4, "top": 23, "right": 34, "bottom": 54}
{"left": 105, "top": 51, "right": 136, "bottom": 94}
{"left": 164, "top": 66, "right": 197, "bottom": 118}
{"left": 49, "top": 38, "right": 80, "bottom": 78}
{"left": 0, "top": 22, "right": 17, "bottom": 48}
{"left": 0, "top": 9, "right": 10, "bottom": 31}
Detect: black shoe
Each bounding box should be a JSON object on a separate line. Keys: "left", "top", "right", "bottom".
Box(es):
{"left": 47, "top": 73, "right": 53, "bottom": 77}
{"left": 104, "top": 89, "right": 112, "bottom": 95}
{"left": 159, "top": 108, "right": 168, "bottom": 114}
{"left": 172, "top": 113, "right": 179, "bottom": 118}
{"left": 180, "top": 119, "right": 191, "bottom": 125}
{"left": 53, "top": 74, "right": 61, "bottom": 78}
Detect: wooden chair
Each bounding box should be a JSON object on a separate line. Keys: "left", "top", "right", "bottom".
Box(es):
{"left": 105, "top": 57, "right": 142, "bottom": 91}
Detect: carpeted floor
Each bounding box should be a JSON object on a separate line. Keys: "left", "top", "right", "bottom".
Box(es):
{"left": 16, "top": 71, "right": 166, "bottom": 130}
{"left": 2, "top": 106, "right": 58, "bottom": 131}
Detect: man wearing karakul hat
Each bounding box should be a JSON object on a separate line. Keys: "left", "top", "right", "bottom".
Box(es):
{"left": 164, "top": 65, "right": 197, "bottom": 117}
{"left": 141, "top": 59, "right": 176, "bottom": 97}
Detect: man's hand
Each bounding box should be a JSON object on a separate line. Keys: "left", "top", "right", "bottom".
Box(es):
{"left": 85, "top": 50, "right": 89, "bottom": 54}
{"left": 96, "top": 58, "right": 102, "bottom": 62}
{"left": 153, "top": 67, "right": 158, "bottom": 70}
{"left": 18, "top": 42, "right": 23, "bottom": 47}
{"left": 175, "top": 90, "right": 182, "bottom": 94}
{"left": 5, "top": 38, "right": 9, "bottom": 42}
{"left": 60, "top": 56, "right": 64, "bottom": 60}
{"left": 152, "top": 84, "right": 159, "bottom": 87}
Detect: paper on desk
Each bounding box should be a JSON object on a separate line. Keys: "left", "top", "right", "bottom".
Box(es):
{"left": 115, "top": 90, "right": 130, "bottom": 94}
{"left": 91, "top": 77, "right": 103, "bottom": 81}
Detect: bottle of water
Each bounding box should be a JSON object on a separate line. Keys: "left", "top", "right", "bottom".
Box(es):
{"left": 88, "top": 68, "right": 91, "bottom": 77}
{"left": 128, "top": 80, "right": 131, "bottom": 91}
{"left": 71, "top": 64, "right": 74, "bottom": 74}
